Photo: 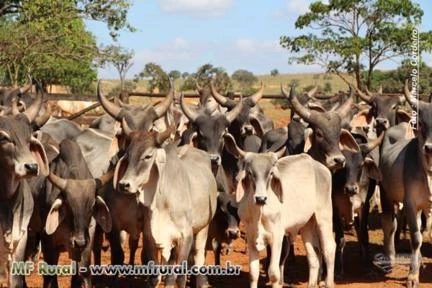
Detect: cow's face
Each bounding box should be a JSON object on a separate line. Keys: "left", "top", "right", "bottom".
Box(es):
{"left": 216, "top": 192, "right": 240, "bottom": 239}
{"left": 114, "top": 127, "right": 172, "bottom": 200}
{"left": 45, "top": 175, "right": 111, "bottom": 256}
{"left": 417, "top": 103, "right": 432, "bottom": 171}
{"left": 370, "top": 95, "right": 404, "bottom": 131}
{"left": 0, "top": 115, "right": 48, "bottom": 198}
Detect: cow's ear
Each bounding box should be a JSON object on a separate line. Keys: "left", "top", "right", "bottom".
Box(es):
{"left": 270, "top": 167, "right": 283, "bottom": 203}
{"left": 93, "top": 196, "right": 112, "bottom": 233}
{"left": 363, "top": 157, "right": 382, "bottom": 181}
{"left": 235, "top": 170, "right": 248, "bottom": 202}
{"left": 224, "top": 133, "right": 246, "bottom": 159}
{"left": 30, "top": 136, "right": 49, "bottom": 176}
{"left": 303, "top": 128, "right": 313, "bottom": 152}
{"left": 45, "top": 198, "right": 65, "bottom": 235}
{"left": 396, "top": 109, "right": 411, "bottom": 124}
{"left": 339, "top": 129, "right": 360, "bottom": 153}
{"left": 188, "top": 132, "right": 197, "bottom": 147}
{"left": 250, "top": 116, "right": 264, "bottom": 138}
{"left": 114, "top": 156, "right": 128, "bottom": 191}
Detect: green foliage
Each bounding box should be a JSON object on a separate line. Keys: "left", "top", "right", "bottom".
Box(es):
{"left": 181, "top": 72, "right": 190, "bottom": 78}
{"left": 232, "top": 69, "right": 258, "bottom": 93}
{"left": 99, "top": 44, "right": 134, "bottom": 90}
{"left": 134, "top": 62, "right": 170, "bottom": 93}
{"left": 324, "top": 82, "right": 332, "bottom": 93}
{"left": 168, "top": 70, "right": 181, "bottom": 80}
{"left": 280, "top": 0, "right": 432, "bottom": 89}
{"left": 108, "top": 80, "right": 136, "bottom": 97}
{"left": 270, "top": 69, "right": 279, "bottom": 76}
{"left": 180, "top": 64, "right": 232, "bottom": 93}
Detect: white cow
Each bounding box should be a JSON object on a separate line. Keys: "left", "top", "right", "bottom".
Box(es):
{"left": 224, "top": 134, "right": 335, "bottom": 288}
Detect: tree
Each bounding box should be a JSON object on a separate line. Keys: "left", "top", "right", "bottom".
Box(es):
{"left": 99, "top": 45, "right": 134, "bottom": 91}
{"left": 0, "top": 0, "right": 134, "bottom": 39}
{"left": 270, "top": 69, "right": 279, "bottom": 76}
{"left": 181, "top": 72, "right": 189, "bottom": 78}
{"left": 232, "top": 69, "right": 258, "bottom": 93}
{"left": 324, "top": 82, "right": 332, "bottom": 93}
{"left": 181, "top": 64, "right": 232, "bottom": 93}
{"left": 280, "top": 0, "right": 432, "bottom": 90}
{"left": 0, "top": 1, "right": 99, "bottom": 90}
{"left": 134, "top": 62, "right": 170, "bottom": 93}
{"left": 168, "top": 70, "right": 181, "bottom": 80}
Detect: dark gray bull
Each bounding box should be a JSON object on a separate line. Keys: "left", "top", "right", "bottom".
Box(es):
{"left": 332, "top": 131, "right": 383, "bottom": 277}
{"left": 282, "top": 84, "right": 358, "bottom": 171}
{"left": 0, "top": 90, "right": 49, "bottom": 288}
{"left": 42, "top": 139, "right": 112, "bottom": 288}
{"left": 114, "top": 124, "right": 217, "bottom": 288}
{"left": 378, "top": 80, "right": 432, "bottom": 288}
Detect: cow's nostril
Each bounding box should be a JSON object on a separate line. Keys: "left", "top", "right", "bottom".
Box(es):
{"left": 344, "top": 185, "right": 358, "bottom": 195}
{"left": 73, "top": 239, "right": 86, "bottom": 248}
{"left": 334, "top": 156, "right": 345, "bottom": 166}
{"left": 24, "top": 163, "right": 38, "bottom": 174}
{"left": 255, "top": 196, "right": 267, "bottom": 205}
{"left": 118, "top": 181, "right": 130, "bottom": 192}
{"left": 227, "top": 229, "right": 240, "bottom": 239}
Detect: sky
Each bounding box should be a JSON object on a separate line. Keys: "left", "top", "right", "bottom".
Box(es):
{"left": 87, "top": 0, "right": 432, "bottom": 79}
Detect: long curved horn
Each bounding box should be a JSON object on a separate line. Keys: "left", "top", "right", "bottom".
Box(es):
{"left": 377, "top": 85, "right": 383, "bottom": 94}
{"left": 33, "top": 104, "right": 51, "bottom": 128}
{"left": 365, "top": 86, "right": 373, "bottom": 97}
{"left": 96, "top": 169, "right": 115, "bottom": 188}
{"left": 352, "top": 84, "right": 373, "bottom": 103}
{"left": 360, "top": 132, "right": 385, "bottom": 155}
{"left": 404, "top": 79, "right": 418, "bottom": 109}
{"left": 97, "top": 81, "right": 121, "bottom": 120}
{"left": 307, "top": 86, "right": 318, "bottom": 98}
{"left": 23, "top": 81, "right": 43, "bottom": 122}
{"left": 19, "top": 75, "right": 32, "bottom": 94}
{"left": 249, "top": 81, "right": 264, "bottom": 105}
{"left": 48, "top": 172, "right": 67, "bottom": 191}
{"left": 180, "top": 93, "right": 199, "bottom": 122}
{"left": 11, "top": 97, "right": 19, "bottom": 115}
{"left": 210, "top": 79, "right": 236, "bottom": 108}
{"left": 226, "top": 95, "right": 243, "bottom": 123}
{"left": 336, "top": 95, "right": 354, "bottom": 118}
{"left": 195, "top": 79, "right": 203, "bottom": 93}
{"left": 156, "top": 125, "right": 175, "bottom": 146}
{"left": 281, "top": 84, "right": 312, "bottom": 122}
{"left": 121, "top": 118, "right": 133, "bottom": 137}
{"left": 154, "top": 79, "right": 174, "bottom": 118}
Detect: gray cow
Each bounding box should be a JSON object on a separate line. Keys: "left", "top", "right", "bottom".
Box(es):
{"left": 114, "top": 123, "right": 217, "bottom": 288}
{"left": 0, "top": 88, "right": 49, "bottom": 288}
{"left": 224, "top": 134, "right": 335, "bottom": 288}
{"left": 378, "top": 80, "right": 432, "bottom": 288}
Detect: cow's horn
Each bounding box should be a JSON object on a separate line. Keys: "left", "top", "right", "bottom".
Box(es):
{"left": 23, "top": 80, "right": 43, "bottom": 122}
{"left": 336, "top": 95, "right": 354, "bottom": 118}
{"left": 154, "top": 79, "right": 174, "bottom": 118}
{"left": 11, "top": 97, "right": 19, "bottom": 115}
{"left": 121, "top": 118, "right": 133, "bottom": 137}
{"left": 352, "top": 84, "right": 373, "bottom": 103}
{"left": 96, "top": 169, "right": 114, "bottom": 188}
{"left": 48, "top": 172, "right": 67, "bottom": 191}
{"left": 307, "top": 86, "right": 318, "bottom": 98}
{"left": 249, "top": 81, "right": 264, "bottom": 105}
{"left": 361, "top": 132, "right": 385, "bottom": 155}
{"left": 210, "top": 79, "right": 235, "bottom": 108}
{"left": 19, "top": 75, "right": 32, "bottom": 94}
{"left": 226, "top": 95, "right": 243, "bottom": 123}
{"left": 282, "top": 84, "right": 312, "bottom": 122}
{"left": 156, "top": 125, "right": 175, "bottom": 146}
{"left": 98, "top": 81, "right": 121, "bottom": 120}
{"left": 180, "top": 93, "right": 199, "bottom": 122}
{"left": 33, "top": 105, "right": 51, "bottom": 128}
{"left": 404, "top": 79, "right": 418, "bottom": 109}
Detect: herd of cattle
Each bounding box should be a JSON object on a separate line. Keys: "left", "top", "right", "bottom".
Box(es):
{"left": 0, "top": 77, "right": 431, "bottom": 288}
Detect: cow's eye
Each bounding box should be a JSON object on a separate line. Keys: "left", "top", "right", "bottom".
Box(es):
{"left": 0, "top": 135, "right": 11, "bottom": 143}
{"left": 315, "top": 130, "right": 324, "bottom": 139}
{"left": 143, "top": 154, "right": 152, "bottom": 161}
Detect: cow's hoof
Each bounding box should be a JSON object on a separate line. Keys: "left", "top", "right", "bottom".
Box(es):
{"left": 196, "top": 274, "right": 209, "bottom": 288}
{"left": 407, "top": 274, "right": 419, "bottom": 288}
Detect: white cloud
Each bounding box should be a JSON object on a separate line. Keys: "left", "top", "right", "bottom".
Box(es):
{"left": 158, "top": 0, "right": 233, "bottom": 16}
{"left": 286, "top": 0, "right": 310, "bottom": 15}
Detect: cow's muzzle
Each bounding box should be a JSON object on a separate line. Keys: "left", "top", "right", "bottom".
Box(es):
{"left": 344, "top": 184, "right": 359, "bottom": 196}
{"left": 209, "top": 154, "right": 221, "bottom": 165}
{"left": 226, "top": 228, "right": 240, "bottom": 240}
{"left": 375, "top": 118, "right": 389, "bottom": 130}
{"left": 118, "top": 180, "right": 133, "bottom": 194}
{"left": 255, "top": 196, "right": 267, "bottom": 205}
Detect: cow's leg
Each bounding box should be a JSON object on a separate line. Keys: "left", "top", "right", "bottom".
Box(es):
{"left": 381, "top": 200, "right": 397, "bottom": 267}
{"left": 175, "top": 230, "right": 194, "bottom": 288}
{"left": 10, "top": 232, "right": 28, "bottom": 288}
{"left": 301, "top": 221, "right": 320, "bottom": 288}
{"left": 357, "top": 179, "right": 375, "bottom": 260}
{"left": 279, "top": 236, "right": 290, "bottom": 286}
{"left": 129, "top": 235, "right": 139, "bottom": 266}
{"left": 267, "top": 231, "right": 283, "bottom": 288}
{"left": 406, "top": 206, "right": 422, "bottom": 288}
{"left": 41, "top": 238, "right": 59, "bottom": 288}
{"left": 333, "top": 207, "right": 345, "bottom": 280}
{"left": 107, "top": 229, "right": 124, "bottom": 265}
{"left": 194, "top": 226, "right": 210, "bottom": 288}
{"left": 247, "top": 235, "right": 260, "bottom": 288}
{"left": 317, "top": 219, "right": 336, "bottom": 288}
{"left": 93, "top": 225, "right": 103, "bottom": 266}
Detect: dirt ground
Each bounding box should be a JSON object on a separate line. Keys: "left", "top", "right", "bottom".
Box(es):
{"left": 25, "top": 215, "right": 432, "bottom": 288}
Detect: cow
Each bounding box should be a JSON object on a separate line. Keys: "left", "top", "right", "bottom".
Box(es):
{"left": 42, "top": 140, "right": 112, "bottom": 288}
{"left": 378, "top": 80, "right": 432, "bottom": 288}
{"left": 332, "top": 131, "right": 383, "bottom": 276}
{"left": 0, "top": 87, "right": 49, "bottom": 288}
{"left": 40, "top": 118, "right": 83, "bottom": 143}
{"left": 224, "top": 134, "right": 335, "bottom": 288}
{"left": 113, "top": 123, "right": 217, "bottom": 287}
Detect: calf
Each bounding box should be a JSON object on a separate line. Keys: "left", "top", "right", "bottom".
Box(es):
{"left": 225, "top": 134, "right": 335, "bottom": 288}
{"left": 42, "top": 140, "right": 112, "bottom": 288}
